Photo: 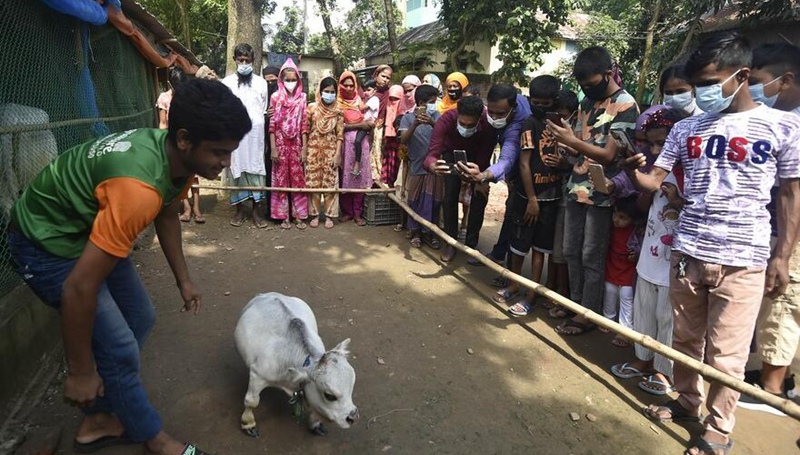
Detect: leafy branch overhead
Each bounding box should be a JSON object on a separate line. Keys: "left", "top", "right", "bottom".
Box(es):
{"left": 438, "top": 0, "right": 571, "bottom": 83}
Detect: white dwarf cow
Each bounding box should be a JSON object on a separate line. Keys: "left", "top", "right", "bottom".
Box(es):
{"left": 234, "top": 293, "right": 359, "bottom": 437}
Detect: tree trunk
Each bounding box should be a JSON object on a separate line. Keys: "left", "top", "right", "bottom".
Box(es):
{"left": 226, "top": 0, "right": 264, "bottom": 76}
{"left": 635, "top": 0, "right": 663, "bottom": 104}
{"left": 382, "top": 0, "right": 399, "bottom": 62}
{"left": 316, "top": 0, "right": 343, "bottom": 73}
{"left": 175, "top": 0, "right": 191, "bottom": 52}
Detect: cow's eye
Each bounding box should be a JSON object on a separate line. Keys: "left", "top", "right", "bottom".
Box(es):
{"left": 324, "top": 392, "right": 337, "bottom": 401}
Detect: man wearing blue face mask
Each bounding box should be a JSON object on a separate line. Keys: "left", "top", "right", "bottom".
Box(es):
{"left": 222, "top": 43, "right": 270, "bottom": 228}
{"left": 738, "top": 42, "right": 800, "bottom": 417}
{"left": 625, "top": 32, "right": 800, "bottom": 455}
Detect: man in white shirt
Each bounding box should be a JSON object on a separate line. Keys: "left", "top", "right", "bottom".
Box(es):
{"left": 222, "top": 43, "right": 269, "bottom": 228}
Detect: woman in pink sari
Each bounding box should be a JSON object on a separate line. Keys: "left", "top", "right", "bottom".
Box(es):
{"left": 380, "top": 85, "right": 404, "bottom": 185}
{"left": 269, "top": 58, "right": 309, "bottom": 229}
{"left": 337, "top": 71, "right": 374, "bottom": 226}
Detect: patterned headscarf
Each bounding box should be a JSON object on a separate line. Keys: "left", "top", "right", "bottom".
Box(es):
{"left": 636, "top": 104, "right": 669, "bottom": 132}
{"left": 271, "top": 58, "right": 306, "bottom": 138}
{"left": 400, "top": 75, "right": 421, "bottom": 114}
{"left": 423, "top": 73, "right": 442, "bottom": 94}
{"left": 337, "top": 71, "right": 364, "bottom": 125}
{"left": 312, "top": 77, "right": 341, "bottom": 135}
{"left": 437, "top": 72, "right": 469, "bottom": 113}
{"left": 384, "top": 85, "right": 404, "bottom": 137}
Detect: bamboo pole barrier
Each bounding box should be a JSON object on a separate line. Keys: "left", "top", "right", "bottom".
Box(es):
{"left": 191, "top": 185, "right": 396, "bottom": 194}
{"left": 383, "top": 185, "right": 800, "bottom": 421}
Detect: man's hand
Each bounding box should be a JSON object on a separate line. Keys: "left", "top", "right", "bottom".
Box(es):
{"left": 622, "top": 152, "right": 648, "bottom": 171}
{"left": 455, "top": 161, "right": 482, "bottom": 183}
{"left": 543, "top": 153, "right": 568, "bottom": 169}
{"left": 179, "top": 280, "right": 203, "bottom": 314}
{"left": 523, "top": 198, "right": 539, "bottom": 226}
{"left": 417, "top": 113, "right": 434, "bottom": 126}
{"left": 266, "top": 107, "right": 274, "bottom": 117}
{"left": 432, "top": 159, "right": 453, "bottom": 176}
{"left": 765, "top": 256, "right": 791, "bottom": 298}
{"left": 64, "top": 369, "right": 104, "bottom": 408}
{"left": 546, "top": 119, "right": 578, "bottom": 148}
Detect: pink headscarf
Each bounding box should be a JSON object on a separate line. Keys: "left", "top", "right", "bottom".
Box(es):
{"left": 400, "top": 75, "right": 421, "bottom": 114}
{"left": 271, "top": 58, "right": 306, "bottom": 139}
{"left": 384, "top": 85, "right": 404, "bottom": 137}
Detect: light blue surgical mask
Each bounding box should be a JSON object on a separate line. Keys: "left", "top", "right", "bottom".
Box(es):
{"left": 321, "top": 92, "right": 336, "bottom": 104}
{"left": 457, "top": 122, "right": 477, "bottom": 138}
{"left": 426, "top": 103, "right": 437, "bottom": 115}
{"left": 695, "top": 69, "right": 744, "bottom": 114}
{"left": 749, "top": 77, "right": 781, "bottom": 108}
{"left": 663, "top": 92, "right": 694, "bottom": 111}
{"left": 237, "top": 63, "right": 253, "bottom": 76}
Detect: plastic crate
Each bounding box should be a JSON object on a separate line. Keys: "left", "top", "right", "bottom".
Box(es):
{"left": 363, "top": 193, "right": 401, "bottom": 226}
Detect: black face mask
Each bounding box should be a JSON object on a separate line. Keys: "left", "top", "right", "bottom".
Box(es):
{"left": 582, "top": 76, "right": 610, "bottom": 101}
{"left": 268, "top": 80, "right": 278, "bottom": 91}
{"left": 529, "top": 105, "right": 547, "bottom": 120}
{"left": 448, "top": 89, "right": 463, "bottom": 100}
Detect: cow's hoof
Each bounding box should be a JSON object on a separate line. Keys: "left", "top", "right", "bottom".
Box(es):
{"left": 242, "top": 426, "right": 259, "bottom": 438}
{"left": 310, "top": 422, "right": 327, "bottom": 436}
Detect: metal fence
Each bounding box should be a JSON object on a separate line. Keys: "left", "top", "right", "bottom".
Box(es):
{"left": 0, "top": 0, "right": 158, "bottom": 298}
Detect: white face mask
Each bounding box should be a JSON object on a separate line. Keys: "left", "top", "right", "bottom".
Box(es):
{"left": 237, "top": 63, "right": 253, "bottom": 76}
{"left": 663, "top": 92, "right": 694, "bottom": 112}
{"left": 695, "top": 69, "right": 744, "bottom": 114}
{"left": 748, "top": 77, "right": 781, "bottom": 108}
{"left": 487, "top": 111, "right": 510, "bottom": 129}
{"left": 284, "top": 81, "right": 298, "bottom": 92}
{"left": 457, "top": 122, "right": 477, "bottom": 137}
{"left": 426, "top": 103, "right": 437, "bottom": 115}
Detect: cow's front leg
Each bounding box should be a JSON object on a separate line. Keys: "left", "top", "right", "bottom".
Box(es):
{"left": 241, "top": 372, "right": 268, "bottom": 437}
{"left": 308, "top": 409, "right": 327, "bottom": 436}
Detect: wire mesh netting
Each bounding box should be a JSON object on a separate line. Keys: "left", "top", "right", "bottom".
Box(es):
{"left": 0, "top": 0, "right": 158, "bottom": 298}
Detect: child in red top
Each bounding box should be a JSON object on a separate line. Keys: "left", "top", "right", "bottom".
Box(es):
{"left": 603, "top": 196, "right": 642, "bottom": 347}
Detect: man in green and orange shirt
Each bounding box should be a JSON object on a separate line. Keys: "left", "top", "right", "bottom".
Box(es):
{"left": 8, "top": 78, "right": 251, "bottom": 455}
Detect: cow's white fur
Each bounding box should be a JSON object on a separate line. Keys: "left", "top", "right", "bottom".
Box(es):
{"left": 234, "top": 293, "right": 358, "bottom": 436}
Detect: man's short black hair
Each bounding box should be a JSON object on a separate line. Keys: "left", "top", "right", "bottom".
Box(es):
{"left": 684, "top": 31, "right": 751, "bottom": 79}
{"left": 753, "top": 43, "right": 800, "bottom": 80}
{"left": 415, "top": 84, "right": 439, "bottom": 104}
{"left": 457, "top": 96, "right": 485, "bottom": 117}
{"left": 659, "top": 64, "right": 690, "bottom": 94}
{"left": 573, "top": 46, "right": 613, "bottom": 80}
{"left": 363, "top": 78, "right": 377, "bottom": 90}
{"left": 529, "top": 75, "right": 561, "bottom": 100}
{"left": 557, "top": 89, "right": 579, "bottom": 113}
{"left": 487, "top": 84, "right": 518, "bottom": 107}
{"left": 464, "top": 84, "right": 481, "bottom": 97}
{"left": 233, "top": 43, "right": 254, "bottom": 60}
{"left": 262, "top": 65, "right": 280, "bottom": 77}
{"left": 169, "top": 78, "right": 251, "bottom": 146}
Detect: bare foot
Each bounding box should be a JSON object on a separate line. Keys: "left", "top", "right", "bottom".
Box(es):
{"left": 75, "top": 413, "right": 125, "bottom": 444}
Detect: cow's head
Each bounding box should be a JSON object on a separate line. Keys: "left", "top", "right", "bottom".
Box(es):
{"left": 288, "top": 339, "right": 359, "bottom": 428}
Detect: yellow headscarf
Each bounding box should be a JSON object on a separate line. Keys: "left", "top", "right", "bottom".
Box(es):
{"left": 436, "top": 72, "right": 469, "bottom": 114}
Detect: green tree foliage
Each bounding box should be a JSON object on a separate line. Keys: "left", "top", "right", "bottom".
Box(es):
{"left": 267, "top": 6, "right": 306, "bottom": 54}
{"left": 437, "top": 0, "right": 572, "bottom": 83}
{"left": 306, "top": 0, "right": 403, "bottom": 68}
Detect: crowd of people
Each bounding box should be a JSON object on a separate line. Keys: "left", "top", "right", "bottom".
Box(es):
{"left": 6, "top": 27, "right": 800, "bottom": 455}
{"left": 208, "top": 33, "right": 800, "bottom": 454}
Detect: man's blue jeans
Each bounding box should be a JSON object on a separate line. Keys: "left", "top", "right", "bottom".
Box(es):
{"left": 7, "top": 231, "right": 162, "bottom": 442}
{"left": 563, "top": 200, "right": 612, "bottom": 314}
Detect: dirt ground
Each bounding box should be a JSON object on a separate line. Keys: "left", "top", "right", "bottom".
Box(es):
{"left": 14, "top": 184, "right": 800, "bottom": 455}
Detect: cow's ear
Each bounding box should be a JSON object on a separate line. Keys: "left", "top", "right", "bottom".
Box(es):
{"left": 287, "top": 367, "right": 310, "bottom": 386}
{"left": 331, "top": 338, "right": 351, "bottom": 357}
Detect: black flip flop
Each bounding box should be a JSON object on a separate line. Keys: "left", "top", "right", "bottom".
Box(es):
{"left": 73, "top": 434, "right": 135, "bottom": 453}
{"left": 643, "top": 399, "right": 703, "bottom": 423}
{"left": 555, "top": 319, "right": 595, "bottom": 336}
